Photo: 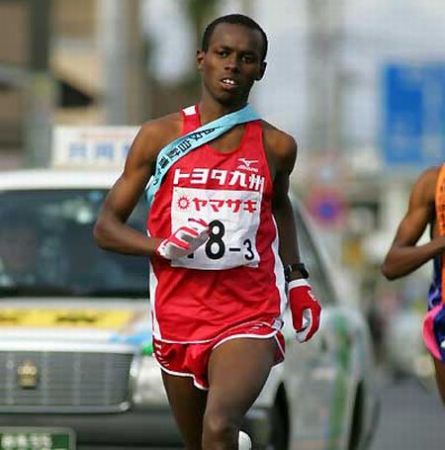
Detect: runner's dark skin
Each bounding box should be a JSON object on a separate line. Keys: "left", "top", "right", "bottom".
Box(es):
{"left": 95, "top": 16, "right": 306, "bottom": 449}
{"left": 382, "top": 166, "right": 445, "bottom": 404}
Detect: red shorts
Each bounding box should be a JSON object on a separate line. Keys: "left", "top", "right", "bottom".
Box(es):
{"left": 153, "top": 320, "right": 285, "bottom": 390}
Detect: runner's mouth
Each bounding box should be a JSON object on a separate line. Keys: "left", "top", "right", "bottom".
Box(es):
{"left": 220, "top": 78, "right": 239, "bottom": 90}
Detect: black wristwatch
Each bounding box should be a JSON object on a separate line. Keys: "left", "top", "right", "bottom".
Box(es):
{"left": 284, "top": 262, "right": 309, "bottom": 281}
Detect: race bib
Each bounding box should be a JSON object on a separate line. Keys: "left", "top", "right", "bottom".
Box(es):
{"left": 170, "top": 187, "right": 261, "bottom": 269}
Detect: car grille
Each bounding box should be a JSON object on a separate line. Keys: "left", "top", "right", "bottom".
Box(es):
{"left": 0, "top": 350, "right": 133, "bottom": 413}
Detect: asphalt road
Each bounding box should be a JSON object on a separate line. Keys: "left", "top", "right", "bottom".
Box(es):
{"left": 370, "top": 375, "right": 445, "bottom": 450}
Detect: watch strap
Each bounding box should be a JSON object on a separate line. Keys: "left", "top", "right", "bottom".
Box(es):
{"left": 284, "top": 262, "right": 309, "bottom": 281}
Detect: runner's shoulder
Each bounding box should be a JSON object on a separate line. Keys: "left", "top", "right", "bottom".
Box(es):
{"left": 137, "top": 112, "right": 183, "bottom": 153}
{"left": 417, "top": 165, "right": 441, "bottom": 187}
{"left": 260, "top": 120, "right": 297, "bottom": 155}
{"left": 260, "top": 120, "right": 297, "bottom": 169}
{"left": 414, "top": 165, "right": 442, "bottom": 203}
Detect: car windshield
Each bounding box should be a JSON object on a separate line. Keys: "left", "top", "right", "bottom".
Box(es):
{"left": 0, "top": 189, "right": 149, "bottom": 298}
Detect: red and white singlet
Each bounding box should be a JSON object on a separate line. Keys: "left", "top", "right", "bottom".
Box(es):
{"left": 147, "top": 105, "right": 287, "bottom": 343}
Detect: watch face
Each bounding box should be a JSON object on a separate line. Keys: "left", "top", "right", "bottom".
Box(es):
{"left": 284, "top": 263, "right": 309, "bottom": 280}
{"left": 294, "top": 263, "right": 309, "bottom": 278}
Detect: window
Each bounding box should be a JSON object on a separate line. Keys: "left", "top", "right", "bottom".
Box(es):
{"left": 0, "top": 189, "right": 149, "bottom": 298}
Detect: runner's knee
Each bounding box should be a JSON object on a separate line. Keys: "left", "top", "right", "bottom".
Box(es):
{"left": 202, "top": 409, "right": 240, "bottom": 446}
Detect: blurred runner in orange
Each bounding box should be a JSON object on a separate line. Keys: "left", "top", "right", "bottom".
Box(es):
{"left": 382, "top": 165, "right": 445, "bottom": 405}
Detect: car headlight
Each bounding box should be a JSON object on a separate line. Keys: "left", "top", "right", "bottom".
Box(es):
{"left": 130, "top": 354, "right": 168, "bottom": 407}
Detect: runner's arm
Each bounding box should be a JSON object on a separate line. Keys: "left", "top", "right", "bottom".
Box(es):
{"left": 269, "top": 132, "right": 322, "bottom": 340}
{"left": 381, "top": 167, "right": 445, "bottom": 279}
{"left": 269, "top": 132, "right": 304, "bottom": 279}
{"left": 93, "top": 122, "right": 164, "bottom": 256}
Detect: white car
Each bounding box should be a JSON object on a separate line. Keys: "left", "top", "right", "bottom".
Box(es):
{"left": 0, "top": 169, "right": 377, "bottom": 450}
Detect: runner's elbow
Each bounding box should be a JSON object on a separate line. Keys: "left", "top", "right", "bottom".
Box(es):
{"left": 381, "top": 268, "right": 396, "bottom": 280}
{"left": 93, "top": 218, "right": 112, "bottom": 250}
{"left": 380, "top": 261, "right": 400, "bottom": 281}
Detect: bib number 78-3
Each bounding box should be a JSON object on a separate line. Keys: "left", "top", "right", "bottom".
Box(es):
{"left": 171, "top": 187, "right": 261, "bottom": 269}
{"left": 187, "top": 220, "right": 255, "bottom": 261}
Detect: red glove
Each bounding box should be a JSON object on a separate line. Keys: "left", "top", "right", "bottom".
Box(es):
{"left": 156, "top": 218, "right": 209, "bottom": 260}
{"left": 288, "top": 279, "right": 322, "bottom": 342}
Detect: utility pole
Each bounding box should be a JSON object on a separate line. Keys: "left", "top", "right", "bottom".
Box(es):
{"left": 98, "top": 0, "right": 149, "bottom": 125}
{"left": 240, "top": 0, "right": 253, "bottom": 16}
{"left": 24, "top": 0, "right": 57, "bottom": 167}
{"left": 306, "top": 0, "right": 345, "bottom": 154}
{"left": 305, "top": 0, "right": 346, "bottom": 261}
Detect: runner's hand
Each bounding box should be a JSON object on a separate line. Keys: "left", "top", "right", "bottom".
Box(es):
{"left": 156, "top": 218, "right": 209, "bottom": 260}
{"left": 288, "top": 279, "right": 322, "bottom": 342}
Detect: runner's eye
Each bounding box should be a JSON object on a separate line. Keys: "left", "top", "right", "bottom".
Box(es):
{"left": 242, "top": 55, "right": 256, "bottom": 64}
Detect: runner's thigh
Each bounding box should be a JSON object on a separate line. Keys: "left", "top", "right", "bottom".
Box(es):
{"left": 206, "top": 337, "right": 277, "bottom": 417}
{"left": 433, "top": 358, "right": 445, "bottom": 404}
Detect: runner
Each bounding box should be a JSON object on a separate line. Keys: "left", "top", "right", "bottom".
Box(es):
{"left": 382, "top": 165, "right": 445, "bottom": 404}
{"left": 94, "top": 13, "right": 322, "bottom": 448}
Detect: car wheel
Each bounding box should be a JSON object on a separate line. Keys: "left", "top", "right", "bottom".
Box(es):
{"left": 348, "top": 385, "right": 363, "bottom": 450}
{"left": 270, "top": 402, "right": 288, "bottom": 450}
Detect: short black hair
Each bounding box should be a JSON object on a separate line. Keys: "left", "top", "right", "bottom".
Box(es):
{"left": 201, "top": 14, "right": 268, "bottom": 61}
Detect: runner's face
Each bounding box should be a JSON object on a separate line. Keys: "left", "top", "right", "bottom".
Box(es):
{"left": 197, "top": 23, "right": 266, "bottom": 106}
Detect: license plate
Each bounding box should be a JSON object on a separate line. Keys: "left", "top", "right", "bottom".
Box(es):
{"left": 0, "top": 427, "right": 75, "bottom": 450}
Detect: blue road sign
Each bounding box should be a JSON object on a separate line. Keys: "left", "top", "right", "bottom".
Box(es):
{"left": 382, "top": 63, "right": 445, "bottom": 169}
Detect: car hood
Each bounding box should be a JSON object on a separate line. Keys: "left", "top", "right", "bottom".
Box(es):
{"left": 0, "top": 297, "right": 152, "bottom": 352}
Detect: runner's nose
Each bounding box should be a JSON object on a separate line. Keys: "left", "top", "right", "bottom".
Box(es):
{"left": 225, "top": 55, "right": 240, "bottom": 73}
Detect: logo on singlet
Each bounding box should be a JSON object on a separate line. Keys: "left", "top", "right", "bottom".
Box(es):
{"left": 237, "top": 158, "right": 259, "bottom": 172}
{"left": 173, "top": 167, "right": 264, "bottom": 191}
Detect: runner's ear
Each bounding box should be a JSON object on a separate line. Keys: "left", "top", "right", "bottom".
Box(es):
{"left": 256, "top": 61, "right": 267, "bottom": 80}
{"left": 197, "top": 49, "right": 205, "bottom": 70}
